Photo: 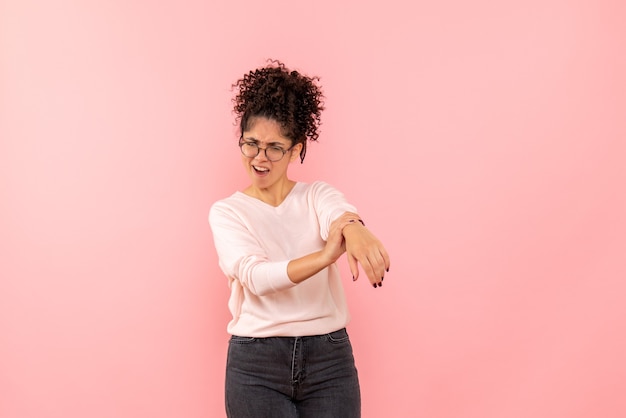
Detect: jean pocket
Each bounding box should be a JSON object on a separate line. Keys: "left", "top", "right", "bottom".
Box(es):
{"left": 229, "top": 335, "right": 257, "bottom": 344}
{"left": 326, "top": 328, "right": 350, "bottom": 344}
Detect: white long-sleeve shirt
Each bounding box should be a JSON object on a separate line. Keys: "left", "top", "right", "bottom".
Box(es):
{"left": 208, "top": 181, "right": 357, "bottom": 337}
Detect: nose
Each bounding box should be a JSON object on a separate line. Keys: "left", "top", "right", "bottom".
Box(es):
{"left": 253, "top": 147, "right": 269, "bottom": 162}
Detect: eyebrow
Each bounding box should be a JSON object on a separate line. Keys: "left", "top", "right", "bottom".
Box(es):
{"left": 242, "top": 137, "right": 288, "bottom": 147}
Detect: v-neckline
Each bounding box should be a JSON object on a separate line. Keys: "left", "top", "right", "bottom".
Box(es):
{"left": 238, "top": 182, "right": 301, "bottom": 209}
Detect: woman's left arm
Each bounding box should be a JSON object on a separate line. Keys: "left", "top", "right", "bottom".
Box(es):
{"left": 342, "top": 218, "right": 390, "bottom": 288}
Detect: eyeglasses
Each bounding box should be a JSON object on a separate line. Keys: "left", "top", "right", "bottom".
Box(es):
{"left": 239, "top": 141, "right": 294, "bottom": 162}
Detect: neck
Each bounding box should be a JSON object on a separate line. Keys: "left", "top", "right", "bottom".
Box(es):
{"left": 245, "top": 179, "right": 296, "bottom": 207}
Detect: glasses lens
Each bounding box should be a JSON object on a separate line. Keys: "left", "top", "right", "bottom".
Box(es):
{"left": 240, "top": 142, "right": 258, "bottom": 158}
{"left": 266, "top": 147, "right": 285, "bottom": 162}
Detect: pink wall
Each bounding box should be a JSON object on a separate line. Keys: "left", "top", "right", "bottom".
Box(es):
{"left": 2, "top": 0, "right": 625, "bottom": 417}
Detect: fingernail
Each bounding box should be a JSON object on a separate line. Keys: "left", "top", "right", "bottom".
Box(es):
{"left": 378, "top": 281, "right": 383, "bottom": 287}
{"left": 386, "top": 268, "right": 389, "bottom": 272}
{"left": 352, "top": 276, "right": 356, "bottom": 281}
{"left": 373, "top": 283, "right": 377, "bottom": 288}
{"left": 381, "top": 276, "right": 384, "bottom": 281}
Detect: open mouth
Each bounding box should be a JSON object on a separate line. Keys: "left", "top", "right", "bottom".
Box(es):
{"left": 253, "top": 165, "right": 269, "bottom": 174}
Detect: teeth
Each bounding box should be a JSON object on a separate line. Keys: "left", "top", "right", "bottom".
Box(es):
{"left": 253, "top": 166, "right": 269, "bottom": 172}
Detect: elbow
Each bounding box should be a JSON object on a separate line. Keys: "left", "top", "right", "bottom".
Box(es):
{"left": 239, "top": 278, "right": 277, "bottom": 297}
{"left": 237, "top": 259, "right": 293, "bottom": 296}
{"left": 237, "top": 266, "right": 276, "bottom": 297}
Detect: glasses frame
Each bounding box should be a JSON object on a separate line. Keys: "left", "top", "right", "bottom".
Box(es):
{"left": 238, "top": 139, "right": 295, "bottom": 162}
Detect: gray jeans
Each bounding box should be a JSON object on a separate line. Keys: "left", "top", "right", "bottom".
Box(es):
{"left": 225, "top": 328, "right": 361, "bottom": 418}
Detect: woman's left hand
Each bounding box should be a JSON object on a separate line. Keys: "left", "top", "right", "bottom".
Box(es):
{"left": 341, "top": 216, "right": 390, "bottom": 288}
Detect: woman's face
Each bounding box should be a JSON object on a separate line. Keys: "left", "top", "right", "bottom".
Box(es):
{"left": 240, "top": 117, "right": 302, "bottom": 191}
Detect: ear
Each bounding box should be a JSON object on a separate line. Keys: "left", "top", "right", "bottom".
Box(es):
{"left": 289, "top": 143, "right": 303, "bottom": 162}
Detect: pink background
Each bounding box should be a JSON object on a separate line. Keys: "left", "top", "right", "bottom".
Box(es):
{"left": 2, "top": 0, "right": 625, "bottom": 417}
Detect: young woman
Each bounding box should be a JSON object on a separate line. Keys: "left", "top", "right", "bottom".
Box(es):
{"left": 209, "top": 60, "right": 390, "bottom": 418}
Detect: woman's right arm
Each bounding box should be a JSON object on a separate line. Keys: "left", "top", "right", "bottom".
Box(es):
{"left": 286, "top": 212, "right": 362, "bottom": 283}
{"left": 209, "top": 203, "right": 296, "bottom": 296}
{"left": 210, "top": 199, "right": 363, "bottom": 292}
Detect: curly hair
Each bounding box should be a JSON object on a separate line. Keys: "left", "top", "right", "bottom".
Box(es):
{"left": 232, "top": 60, "right": 324, "bottom": 163}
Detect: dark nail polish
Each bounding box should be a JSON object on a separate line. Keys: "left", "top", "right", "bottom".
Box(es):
{"left": 381, "top": 276, "right": 384, "bottom": 281}
{"left": 378, "top": 281, "right": 383, "bottom": 287}
{"left": 352, "top": 276, "right": 356, "bottom": 281}
{"left": 373, "top": 283, "right": 377, "bottom": 288}
{"left": 386, "top": 268, "right": 389, "bottom": 272}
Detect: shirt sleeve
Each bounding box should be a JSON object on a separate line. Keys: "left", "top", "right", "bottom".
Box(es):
{"left": 310, "top": 182, "right": 358, "bottom": 241}
{"left": 208, "top": 202, "right": 297, "bottom": 296}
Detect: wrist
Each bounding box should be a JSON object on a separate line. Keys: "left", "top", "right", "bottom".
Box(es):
{"left": 318, "top": 248, "right": 334, "bottom": 265}
{"left": 342, "top": 219, "right": 365, "bottom": 236}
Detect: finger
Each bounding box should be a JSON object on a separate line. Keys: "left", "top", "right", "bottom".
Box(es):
{"left": 340, "top": 213, "right": 362, "bottom": 226}
{"left": 336, "top": 212, "right": 359, "bottom": 223}
{"left": 365, "top": 252, "right": 386, "bottom": 288}
{"left": 379, "top": 246, "right": 391, "bottom": 273}
{"left": 347, "top": 252, "right": 359, "bottom": 282}
{"left": 374, "top": 248, "right": 388, "bottom": 280}
{"left": 364, "top": 262, "right": 380, "bottom": 288}
{"left": 338, "top": 220, "right": 362, "bottom": 237}
{"left": 364, "top": 245, "right": 389, "bottom": 284}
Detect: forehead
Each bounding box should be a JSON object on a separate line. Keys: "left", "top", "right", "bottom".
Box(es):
{"left": 243, "top": 117, "right": 291, "bottom": 144}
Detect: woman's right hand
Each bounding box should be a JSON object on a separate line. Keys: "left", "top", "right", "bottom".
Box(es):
{"left": 287, "top": 212, "right": 363, "bottom": 284}
{"left": 322, "top": 212, "right": 363, "bottom": 264}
